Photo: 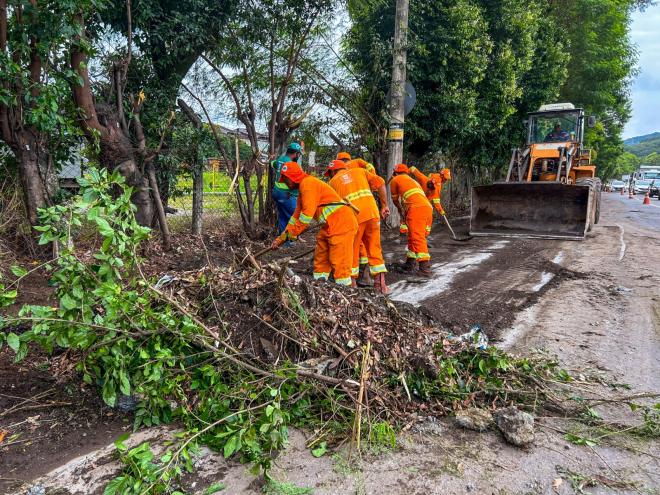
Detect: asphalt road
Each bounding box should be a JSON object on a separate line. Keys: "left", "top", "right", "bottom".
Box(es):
{"left": 607, "top": 190, "right": 660, "bottom": 231}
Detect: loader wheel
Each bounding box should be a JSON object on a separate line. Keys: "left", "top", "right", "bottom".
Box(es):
{"left": 576, "top": 178, "right": 601, "bottom": 232}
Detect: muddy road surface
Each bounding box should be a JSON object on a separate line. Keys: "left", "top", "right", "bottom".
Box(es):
{"left": 2, "top": 193, "right": 659, "bottom": 495}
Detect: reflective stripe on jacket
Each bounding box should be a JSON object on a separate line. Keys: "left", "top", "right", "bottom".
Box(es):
{"left": 284, "top": 176, "right": 356, "bottom": 240}
{"left": 328, "top": 168, "right": 384, "bottom": 223}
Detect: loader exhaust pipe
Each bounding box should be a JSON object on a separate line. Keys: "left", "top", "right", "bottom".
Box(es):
{"left": 470, "top": 182, "right": 593, "bottom": 240}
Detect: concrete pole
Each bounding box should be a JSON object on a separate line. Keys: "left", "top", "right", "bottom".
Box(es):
{"left": 386, "top": 0, "right": 409, "bottom": 228}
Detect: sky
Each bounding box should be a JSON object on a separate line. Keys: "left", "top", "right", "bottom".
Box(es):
{"left": 624, "top": 4, "right": 660, "bottom": 139}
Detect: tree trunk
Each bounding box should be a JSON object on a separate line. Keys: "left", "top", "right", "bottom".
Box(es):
{"left": 15, "top": 139, "right": 48, "bottom": 226}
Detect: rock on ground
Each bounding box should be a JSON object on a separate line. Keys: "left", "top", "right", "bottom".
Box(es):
{"left": 494, "top": 406, "right": 535, "bottom": 446}
{"left": 455, "top": 408, "right": 493, "bottom": 432}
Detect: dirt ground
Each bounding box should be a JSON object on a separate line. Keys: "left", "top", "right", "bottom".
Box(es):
{"left": 1, "top": 193, "right": 659, "bottom": 494}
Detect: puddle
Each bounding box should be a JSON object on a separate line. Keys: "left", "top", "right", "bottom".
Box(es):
{"left": 552, "top": 251, "right": 564, "bottom": 265}
{"left": 532, "top": 272, "right": 555, "bottom": 292}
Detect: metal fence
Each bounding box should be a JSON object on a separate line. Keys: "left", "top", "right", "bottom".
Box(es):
{"left": 167, "top": 161, "right": 264, "bottom": 231}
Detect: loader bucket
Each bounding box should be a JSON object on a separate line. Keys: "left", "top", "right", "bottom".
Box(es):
{"left": 470, "top": 182, "right": 592, "bottom": 240}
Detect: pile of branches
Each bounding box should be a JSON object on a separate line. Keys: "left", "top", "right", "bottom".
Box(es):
{"left": 157, "top": 259, "right": 570, "bottom": 420}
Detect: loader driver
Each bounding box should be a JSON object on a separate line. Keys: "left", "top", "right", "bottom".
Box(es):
{"left": 545, "top": 123, "right": 570, "bottom": 142}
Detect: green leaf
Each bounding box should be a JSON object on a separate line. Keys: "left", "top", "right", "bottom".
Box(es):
{"left": 60, "top": 293, "right": 78, "bottom": 311}
{"left": 114, "top": 432, "right": 130, "bottom": 451}
{"left": 7, "top": 332, "right": 20, "bottom": 352}
{"left": 94, "top": 217, "right": 115, "bottom": 237}
{"left": 223, "top": 434, "right": 239, "bottom": 458}
{"left": 103, "top": 475, "right": 126, "bottom": 495}
{"left": 311, "top": 441, "right": 327, "bottom": 457}
{"left": 10, "top": 265, "right": 28, "bottom": 277}
{"left": 102, "top": 379, "right": 117, "bottom": 407}
{"left": 119, "top": 370, "right": 131, "bottom": 396}
{"left": 202, "top": 482, "right": 226, "bottom": 494}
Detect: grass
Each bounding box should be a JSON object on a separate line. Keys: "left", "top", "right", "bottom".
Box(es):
{"left": 177, "top": 171, "right": 261, "bottom": 193}
{"left": 262, "top": 478, "right": 313, "bottom": 495}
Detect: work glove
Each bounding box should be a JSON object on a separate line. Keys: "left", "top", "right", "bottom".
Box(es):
{"left": 270, "top": 233, "right": 287, "bottom": 250}
{"left": 380, "top": 205, "right": 391, "bottom": 219}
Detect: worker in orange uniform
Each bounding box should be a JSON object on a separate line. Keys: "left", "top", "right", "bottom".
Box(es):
{"left": 389, "top": 164, "right": 434, "bottom": 277}
{"left": 336, "top": 151, "right": 352, "bottom": 163}
{"left": 325, "top": 160, "right": 391, "bottom": 294}
{"left": 409, "top": 166, "right": 451, "bottom": 217}
{"left": 271, "top": 162, "right": 358, "bottom": 286}
{"left": 346, "top": 157, "right": 381, "bottom": 278}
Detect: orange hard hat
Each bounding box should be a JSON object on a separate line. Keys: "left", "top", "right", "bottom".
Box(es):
{"left": 280, "top": 161, "right": 307, "bottom": 184}
{"left": 336, "top": 151, "right": 352, "bottom": 161}
{"left": 393, "top": 163, "right": 409, "bottom": 174}
{"left": 324, "top": 159, "right": 348, "bottom": 176}
{"left": 440, "top": 168, "right": 451, "bottom": 181}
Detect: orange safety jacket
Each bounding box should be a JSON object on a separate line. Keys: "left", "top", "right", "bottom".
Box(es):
{"left": 283, "top": 176, "right": 355, "bottom": 240}
{"left": 328, "top": 168, "right": 384, "bottom": 224}
{"left": 409, "top": 166, "right": 444, "bottom": 213}
{"left": 390, "top": 174, "right": 432, "bottom": 211}
{"left": 348, "top": 159, "right": 377, "bottom": 175}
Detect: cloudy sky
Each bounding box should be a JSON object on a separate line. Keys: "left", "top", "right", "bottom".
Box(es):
{"left": 625, "top": 4, "right": 660, "bottom": 138}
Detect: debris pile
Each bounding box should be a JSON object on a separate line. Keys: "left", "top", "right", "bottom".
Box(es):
{"left": 157, "top": 261, "right": 567, "bottom": 420}
{"left": 157, "top": 264, "right": 446, "bottom": 414}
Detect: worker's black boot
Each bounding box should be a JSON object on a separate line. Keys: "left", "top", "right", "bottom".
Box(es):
{"left": 402, "top": 257, "right": 417, "bottom": 272}
{"left": 418, "top": 260, "right": 432, "bottom": 278}
{"left": 357, "top": 264, "right": 374, "bottom": 287}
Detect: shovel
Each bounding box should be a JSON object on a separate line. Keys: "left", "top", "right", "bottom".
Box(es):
{"left": 442, "top": 215, "right": 472, "bottom": 242}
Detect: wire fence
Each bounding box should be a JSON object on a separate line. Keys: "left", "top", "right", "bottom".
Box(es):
{"left": 167, "top": 164, "right": 264, "bottom": 231}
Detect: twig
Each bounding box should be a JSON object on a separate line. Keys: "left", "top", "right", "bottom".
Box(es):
{"left": 350, "top": 341, "right": 371, "bottom": 459}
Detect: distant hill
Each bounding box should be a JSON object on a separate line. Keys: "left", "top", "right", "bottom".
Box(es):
{"left": 624, "top": 132, "right": 660, "bottom": 158}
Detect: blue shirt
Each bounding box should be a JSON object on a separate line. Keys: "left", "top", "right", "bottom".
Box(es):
{"left": 272, "top": 154, "right": 299, "bottom": 196}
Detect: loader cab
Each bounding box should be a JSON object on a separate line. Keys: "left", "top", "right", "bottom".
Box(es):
{"left": 519, "top": 104, "right": 595, "bottom": 184}
{"left": 527, "top": 104, "right": 584, "bottom": 146}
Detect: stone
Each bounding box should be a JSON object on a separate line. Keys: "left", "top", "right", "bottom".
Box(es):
{"left": 494, "top": 406, "right": 535, "bottom": 446}
{"left": 455, "top": 408, "right": 493, "bottom": 432}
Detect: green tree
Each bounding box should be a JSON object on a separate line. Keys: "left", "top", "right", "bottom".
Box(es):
{"left": 551, "top": 0, "right": 638, "bottom": 180}
{"left": 345, "top": 0, "right": 568, "bottom": 191}
{"left": 0, "top": 0, "right": 94, "bottom": 227}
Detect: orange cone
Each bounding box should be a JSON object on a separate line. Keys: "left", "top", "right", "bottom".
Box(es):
{"left": 620, "top": 188, "right": 624, "bottom": 195}
{"left": 643, "top": 192, "right": 651, "bottom": 205}
{"left": 629, "top": 189, "right": 634, "bottom": 199}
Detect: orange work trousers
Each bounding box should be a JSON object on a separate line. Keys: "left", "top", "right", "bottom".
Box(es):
{"left": 359, "top": 243, "right": 368, "bottom": 265}
{"left": 313, "top": 224, "right": 358, "bottom": 286}
{"left": 405, "top": 205, "right": 433, "bottom": 261}
{"left": 352, "top": 218, "right": 386, "bottom": 277}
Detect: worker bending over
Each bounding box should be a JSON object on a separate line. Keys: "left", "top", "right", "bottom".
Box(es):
{"left": 336, "top": 153, "right": 380, "bottom": 282}
{"left": 390, "top": 164, "right": 434, "bottom": 277}
{"left": 271, "top": 162, "right": 358, "bottom": 286}
{"left": 326, "top": 160, "right": 391, "bottom": 294}
{"left": 409, "top": 166, "right": 451, "bottom": 217}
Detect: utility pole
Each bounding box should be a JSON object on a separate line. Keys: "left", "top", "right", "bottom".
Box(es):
{"left": 386, "top": 0, "right": 409, "bottom": 228}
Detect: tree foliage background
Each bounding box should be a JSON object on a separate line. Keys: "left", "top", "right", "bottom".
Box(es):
{"left": 344, "top": 0, "right": 643, "bottom": 186}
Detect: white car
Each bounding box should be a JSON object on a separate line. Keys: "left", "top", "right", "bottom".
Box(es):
{"left": 634, "top": 180, "right": 653, "bottom": 194}
{"left": 610, "top": 180, "right": 626, "bottom": 192}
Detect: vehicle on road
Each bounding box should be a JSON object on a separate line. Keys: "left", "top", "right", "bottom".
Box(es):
{"left": 471, "top": 103, "right": 601, "bottom": 240}
{"left": 648, "top": 181, "right": 660, "bottom": 198}
{"left": 610, "top": 180, "right": 627, "bottom": 193}
{"left": 634, "top": 179, "right": 653, "bottom": 195}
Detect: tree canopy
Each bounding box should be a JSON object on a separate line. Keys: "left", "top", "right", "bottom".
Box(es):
{"left": 345, "top": 0, "right": 641, "bottom": 183}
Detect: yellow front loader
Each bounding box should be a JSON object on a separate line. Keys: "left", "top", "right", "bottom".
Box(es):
{"left": 470, "top": 104, "right": 602, "bottom": 240}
